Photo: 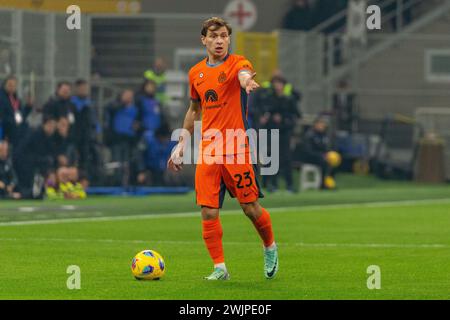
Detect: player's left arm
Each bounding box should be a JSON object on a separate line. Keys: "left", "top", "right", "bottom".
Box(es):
{"left": 237, "top": 60, "right": 260, "bottom": 94}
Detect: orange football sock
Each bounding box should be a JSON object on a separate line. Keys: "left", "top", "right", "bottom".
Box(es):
{"left": 202, "top": 217, "right": 224, "bottom": 264}
{"left": 253, "top": 207, "right": 275, "bottom": 247}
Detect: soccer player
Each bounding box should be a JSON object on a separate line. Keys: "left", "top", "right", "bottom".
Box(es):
{"left": 167, "top": 17, "right": 278, "bottom": 280}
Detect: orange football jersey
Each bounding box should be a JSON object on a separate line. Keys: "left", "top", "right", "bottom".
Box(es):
{"left": 189, "top": 54, "right": 254, "bottom": 156}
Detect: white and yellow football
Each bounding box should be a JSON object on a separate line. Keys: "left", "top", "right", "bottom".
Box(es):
{"left": 131, "top": 250, "right": 166, "bottom": 280}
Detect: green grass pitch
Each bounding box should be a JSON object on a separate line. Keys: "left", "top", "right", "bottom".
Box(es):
{"left": 0, "top": 175, "right": 449, "bottom": 300}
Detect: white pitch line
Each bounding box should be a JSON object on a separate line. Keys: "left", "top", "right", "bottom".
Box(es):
{"left": 0, "top": 237, "right": 447, "bottom": 249}
{"left": 0, "top": 197, "right": 449, "bottom": 227}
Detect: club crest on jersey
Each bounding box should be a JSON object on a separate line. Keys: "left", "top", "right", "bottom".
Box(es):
{"left": 199, "top": 72, "right": 204, "bottom": 78}
{"left": 218, "top": 71, "right": 227, "bottom": 83}
{"left": 205, "top": 89, "right": 219, "bottom": 103}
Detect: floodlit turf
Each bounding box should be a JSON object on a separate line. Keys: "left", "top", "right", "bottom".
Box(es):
{"left": 0, "top": 175, "right": 449, "bottom": 299}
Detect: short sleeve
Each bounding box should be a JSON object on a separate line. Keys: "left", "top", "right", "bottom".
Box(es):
{"left": 236, "top": 59, "right": 254, "bottom": 77}
{"left": 188, "top": 71, "right": 200, "bottom": 102}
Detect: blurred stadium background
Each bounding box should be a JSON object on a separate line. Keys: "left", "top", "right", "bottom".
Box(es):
{"left": 1, "top": 0, "right": 450, "bottom": 300}
{"left": 1, "top": 0, "right": 449, "bottom": 199}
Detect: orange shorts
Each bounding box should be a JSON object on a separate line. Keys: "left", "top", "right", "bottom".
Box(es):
{"left": 195, "top": 153, "right": 264, "bottom": 208}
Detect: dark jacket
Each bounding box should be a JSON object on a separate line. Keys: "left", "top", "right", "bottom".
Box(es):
{"left": 0, "top": 158, "right": 17, "bottom": 197}
{"left": 248, "top": 87, "right": 273, "bottom": 130}
{"left": 266, "top": 93, "right": 300, "bottom": 133}
{"left": 14, "top": 128, "right": 57, "bottom": 175}
{"left": 0, "top": 88, "right": 32, "bottom": 145}
{"left": 70, "top": 95, "right": 97, "bottom": 144}
{"left": 42, "top": 96, "right": 74, "bottom": 121}
{"left": 54, "top": 132, "right": 77, "bottom": 165}
{"left": 302, "top": 128, "right": 330, "bottom": 158}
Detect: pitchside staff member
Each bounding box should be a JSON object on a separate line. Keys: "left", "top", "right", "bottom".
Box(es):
{"left": 299, "top": 116, "right": 340, "bottom": 189}
{"left": 0, "top": 76, "right": 32, "bottom": 147}
{"left": 43, "top": 81, "right": 75, "bottom": 123}
{"left": 0, "top": 141, "right": 21, "bottom": 199}
{"left": 262, "top": 75, "right": 300, "bottom": 192}
{"left": 14, "top": 116, "right": 57, "bottom": 198}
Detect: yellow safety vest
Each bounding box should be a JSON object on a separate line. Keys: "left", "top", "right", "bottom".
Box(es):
{"left": 143, "top": 70, "right": 168, "bottom": 104}
{"left": 261, "top": 81, "right": 294, "bottom": 97}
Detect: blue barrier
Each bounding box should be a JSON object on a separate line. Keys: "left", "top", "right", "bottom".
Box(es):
{"left": 86, "top": 186, "right": 192, "bottom": 196}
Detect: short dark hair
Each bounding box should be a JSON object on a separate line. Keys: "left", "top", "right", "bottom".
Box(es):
{"left": 201, "top": 17, "right": 232, "bottom": 37}
{"left": 271, "top": 75, "right": 287, "bottom": 85}
{"left": 75, "top": 79, "right": 88, "bottom": 87}
{"left": 56, "top": 81, "right": 71, "bottom": 90}
{"left": 43, "top": 115, "right": 56, "bottom": 124}
{"left": 57, "top": 116, "right": 69, "bottom": 123}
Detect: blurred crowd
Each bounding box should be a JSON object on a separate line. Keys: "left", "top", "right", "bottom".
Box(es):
{"left": 248, "top": 72, "right": 342, "bottom": 192}
{"left": 0, "top": 62, "right": 176, "bottom": 199}
{"left": 0, "top": 77, "right": 95, "bottom": 199}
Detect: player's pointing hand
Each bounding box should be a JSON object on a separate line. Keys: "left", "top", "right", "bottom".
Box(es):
{"left": 245, "top": 72, "right": 260, "bottom": 94}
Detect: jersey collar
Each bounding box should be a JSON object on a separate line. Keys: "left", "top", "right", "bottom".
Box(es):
{"left": 206, "top": 53, "right": 229, "bottom": 67}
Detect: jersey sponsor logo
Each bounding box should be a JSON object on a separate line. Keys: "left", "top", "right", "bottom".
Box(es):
{"left": 218, "top": 71, "right": 227, "bottom": 83}
{"left": 205, "top": 89, "right": 219, "bottom": 103}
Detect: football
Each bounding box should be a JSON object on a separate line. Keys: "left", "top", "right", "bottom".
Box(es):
{"left": 131, "top": 250, "right": 166, "bottom": 280}
{"left": 326, "top": 151, "right": 342, "bottom": 168}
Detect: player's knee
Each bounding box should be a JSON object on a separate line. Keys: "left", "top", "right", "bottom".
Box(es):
{"left": 201, "top": 206, "right": 219, "bottom": 220}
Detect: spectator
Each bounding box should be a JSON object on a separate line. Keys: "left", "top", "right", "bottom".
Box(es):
{"left": 143, "top": 57, "right": 168, "bottom": 105}
{"left": 70, "top": 79, "right": 97, "bottom": 173}
{"left": 105, "top": 89, "right": 140, "bottom": 186}
{"left": 0, "top": 49, "right": 12, "bottom": 75}
{"left": 43, "top": 81, "right": 75, "bottom": 123}
{"left": 45, "top": 170, "right": 63, "bottom": 200}
{"left": 54, "top": 117, "right": 77, "bottom": 167}
{"left": 25, "top": 105, "right": 42, "bottom": 131}
{"left": 248, "top": 83, "right": 272, "bottom": 131}
{"left": 333, "top": 79, "right": 357, "bottom": 133}
{"left": 57, "top": 166, "right": 86, "bottom": 200}
{"left": 298, "top": 116, "right": 337, "bottom": 189}
{"left": 14, "top": 116, "right": 57, "bottom": 198}
{"left": 137, "top": 123, "right": 176, "bottom": 186}
{"left": 260, "top": 70, "right": 302, "bottom": 106}
{"left": 282, "top": 0, "right": 314, "bottom": 31}
{"left": 0, "top": 76, "right": 32, "bottom": 147}
{"left": 262, "top": 75, "right": 300, "bottom": 192}
{"left": 0, "top": 141, "right": 21, "bottom": 199}
{"left": 136, "top": 79, "right": 162, "bottom": 135}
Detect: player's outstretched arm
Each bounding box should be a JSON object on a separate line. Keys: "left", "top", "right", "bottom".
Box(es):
{"left": 167, "top": 100, "right": 201, "bottom": 172}
{"left": 239, "top": 71, "right": 260, "bottom": 94}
